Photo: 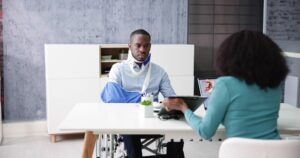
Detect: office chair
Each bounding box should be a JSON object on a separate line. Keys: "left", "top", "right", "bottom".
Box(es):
{"left": 218, "top": 137, "right": 300, "bottom": 158}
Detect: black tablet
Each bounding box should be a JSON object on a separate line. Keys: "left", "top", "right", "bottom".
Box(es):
{"left": 158, "top": 96, "right": 207, "bottom": 119}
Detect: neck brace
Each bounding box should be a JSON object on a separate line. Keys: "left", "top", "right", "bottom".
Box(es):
{"left": 127, "top": 50, "right": 151, "bottom": 76}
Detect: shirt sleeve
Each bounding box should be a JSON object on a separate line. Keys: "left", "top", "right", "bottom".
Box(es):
{"left": 159, "top": 72, "right": 176, "bottom": 97}
{"left": 108, "top": 63, "right": 122, "bottom": 84}
{"left": 184, "top": 79, "right": 230, "bottom": 139}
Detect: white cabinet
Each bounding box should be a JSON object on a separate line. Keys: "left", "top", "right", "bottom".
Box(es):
{"left": 151, "top": 45, "right": 194, "bottom": 76}
{"left": 151, "top": 44, "right": 194, "bottom": 97}
{"left": 45, "top": 44, "right": 100, "bottom": 79}
{"left": 46, "top": 78, "right": 100, "bottom": 132}
{"left": 45, "top": 44, "right": 100, "bottom": 142}
{"left": 169, "top": 76, "right": 194, "bottom": 95}
{"left": 45, "top": 44, "right": 194, "bottom": 141}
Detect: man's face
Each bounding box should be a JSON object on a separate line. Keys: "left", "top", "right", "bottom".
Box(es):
{"left": 128, "top": 34, "right": 151, "bottom": 62}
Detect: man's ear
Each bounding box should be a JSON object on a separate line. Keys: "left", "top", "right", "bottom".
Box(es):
{"left": 128, "top": 43, "right": 132, "bottom": 49}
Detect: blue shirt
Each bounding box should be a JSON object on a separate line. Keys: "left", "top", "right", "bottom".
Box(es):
{"left": 107, "top": 60, "right": 176, "bottom": 101}
{"left": 184, "top": 76, "right": 281, "bottom": 140}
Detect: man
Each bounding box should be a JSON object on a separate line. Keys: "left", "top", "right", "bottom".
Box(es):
{"left": 101, "top": 29, "right": 176, "bottom": 158}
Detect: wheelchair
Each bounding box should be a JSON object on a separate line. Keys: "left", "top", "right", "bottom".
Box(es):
{"left": 95, "top": 134, "right": 166, "bottom": 158}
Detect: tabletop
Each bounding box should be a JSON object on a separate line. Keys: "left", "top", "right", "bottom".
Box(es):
{"left": 59, "top": 103, "right": 300, "bottom": 137}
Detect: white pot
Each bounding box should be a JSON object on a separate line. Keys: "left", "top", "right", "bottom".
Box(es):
{"left": 139, "top": 105, "right": 154, "bottom": 118}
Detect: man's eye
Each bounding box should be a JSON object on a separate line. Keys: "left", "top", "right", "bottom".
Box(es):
{"left": 135, "top": 44, "right": 141, "bottom": 48}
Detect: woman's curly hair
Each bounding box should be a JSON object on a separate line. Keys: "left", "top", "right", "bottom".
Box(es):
{"left": 215, "top": 30, "right": 289, "bottom": 89}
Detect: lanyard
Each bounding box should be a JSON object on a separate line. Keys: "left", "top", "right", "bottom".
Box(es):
{"left": 141, "top": 63, "right": 152, "bottom": 94}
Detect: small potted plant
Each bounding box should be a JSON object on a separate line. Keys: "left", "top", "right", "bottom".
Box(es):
{"left": 140, "top": 94, "right": 154, "bottom": 118}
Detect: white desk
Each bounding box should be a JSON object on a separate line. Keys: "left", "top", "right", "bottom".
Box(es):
{"left": 59, "top": 103, "right": 300, "bottom": 158}
{"left": 59, "top": 103, "right": 225, "bottom": 139}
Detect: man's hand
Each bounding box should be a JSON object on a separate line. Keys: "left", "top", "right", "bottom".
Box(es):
{"left": 162, "top": 98, "right": 188, "bottom": 112}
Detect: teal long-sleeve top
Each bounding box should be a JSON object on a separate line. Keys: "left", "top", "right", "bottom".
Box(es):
{"left": 184, "top": 76, "right": 281, "bottom": 140}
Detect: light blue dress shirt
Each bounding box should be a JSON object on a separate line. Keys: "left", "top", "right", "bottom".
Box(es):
{"left": 108, "top": 60, "right": 176, "bottom": 101}
{"left": 184, "top": 76, "right": 281, "bottom": 140}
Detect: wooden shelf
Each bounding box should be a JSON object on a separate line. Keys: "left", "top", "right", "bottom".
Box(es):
{"left": 100, "top": 46, "right": 129, "bottom": 76}
{"left": 100, "top": 74, "right": 109, "bottom": 77}
{"left": 101, "top": 59, "right": 123, "bottom": 63}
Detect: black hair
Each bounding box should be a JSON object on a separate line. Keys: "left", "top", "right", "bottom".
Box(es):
{"left": 215, "top": 30, "right": 289, "bottom": 89}
{"left": 130, "top": 29, "right": 151, "bottom": 41}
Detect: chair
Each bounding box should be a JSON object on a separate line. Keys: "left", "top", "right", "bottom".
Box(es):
{"left": 96, "top": 134, "right": 166, "bottom": 158}
{"left": 139, "top": 135, "right": 165, "bottom": 156}
{"left": 218, "top": 137, "right": 300, "bottom": 158}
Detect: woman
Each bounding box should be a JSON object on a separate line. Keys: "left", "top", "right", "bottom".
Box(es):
{"left": 163, "top": 30, "right": 289, "bottom": 139}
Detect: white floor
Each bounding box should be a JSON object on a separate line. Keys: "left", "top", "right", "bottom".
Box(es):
{"left": 0, "top": 135, "right": 221, "bottom": 158}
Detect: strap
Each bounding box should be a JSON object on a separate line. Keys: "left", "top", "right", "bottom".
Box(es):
{"left": 141, "top": 63, "right": 152, "bottom": 94}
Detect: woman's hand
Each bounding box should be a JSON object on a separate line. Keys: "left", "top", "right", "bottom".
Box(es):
{"left": 204, "top": 79, "right": 215, "bottom": 94}
{"left": 162, "top": 98, "right": 188, "bottom": 112}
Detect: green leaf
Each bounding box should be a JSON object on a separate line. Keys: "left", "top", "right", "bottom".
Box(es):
{"left": 140, "top": 100, "right": 152, "bottom": 106}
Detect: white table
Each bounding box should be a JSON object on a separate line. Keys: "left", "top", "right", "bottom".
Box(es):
{"left": 59, "top": 103, "right": 300, "bottom": 158}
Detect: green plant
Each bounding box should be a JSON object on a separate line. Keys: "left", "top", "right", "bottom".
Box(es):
{"left": 140, "top": 100, "right": 152, "bottom": 106}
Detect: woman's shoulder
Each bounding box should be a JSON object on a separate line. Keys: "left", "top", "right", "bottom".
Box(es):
{"left": 215, "top": 76, "right": 248, "bottom": 91}
{"left": 217, "top": 76, "right": 241, "bottom": 84}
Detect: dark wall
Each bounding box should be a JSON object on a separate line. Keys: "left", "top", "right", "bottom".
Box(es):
{"left": 188, "top": 0, "right": 264, "bottom": 95}
{"left": 3, "top": 0, "right": 188, "bottom": 121}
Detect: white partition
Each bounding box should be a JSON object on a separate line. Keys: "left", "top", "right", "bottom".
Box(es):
{"left": 169, "top": 76, "right": 194, "bottom": 95}
{"left": 45, "top": 44, "right": 100, "bottom": 140}
{"left": 151, "top": 44, "right": 194, "bottom": 76}
{"left": 46, "top": 79, "right": 100, "bottom": 134}
{"left": 45, "top": 44, "right": 100, "bottom": 79}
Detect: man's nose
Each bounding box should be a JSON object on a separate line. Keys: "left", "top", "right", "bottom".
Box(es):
{"left": 139, "top": 46, "right": 146, "bottom": 53}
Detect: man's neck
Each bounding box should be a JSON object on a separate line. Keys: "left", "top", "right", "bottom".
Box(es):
{"left": 135, "top": 62, "right": 142, "bottom": 68}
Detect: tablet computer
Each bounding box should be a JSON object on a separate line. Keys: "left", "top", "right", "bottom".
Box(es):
{"left": 158, "top": 96, "right": 207, "bottom": 120}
